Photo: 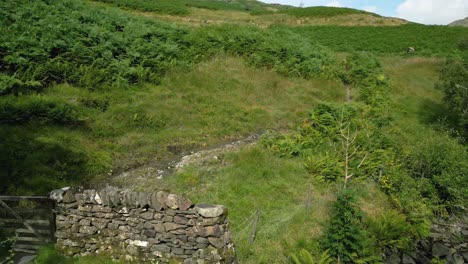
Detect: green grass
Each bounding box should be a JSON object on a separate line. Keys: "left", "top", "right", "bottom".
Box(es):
{"left": 291, "top": 24, "right": 468, "bottom": 56}
{"left": 0, "top": 56, "right": 345, "bottom": 194}
{"left": 94, "top": 0, "right": 280, "bottom": 15}
{"left": 35, "top": 245, "right": 124, "bottom": 264}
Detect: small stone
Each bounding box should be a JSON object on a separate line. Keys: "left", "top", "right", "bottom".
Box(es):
{"left": 78, "top": 205, "right": 93, "bottom": 212}
{"left": 100, "top": 229, "right": 118, "bottom": 236}
{"left": 194, "top": 225, "right": 222, "bottom": 237}
{"left": 179, "top": 196, "right": 193, "bottom": 211}
{"left": 156, "top": 191, "right": 169, "bottom": 206}
{"left": 92, "top": 218, "right": 109, "bottom": 229}
{"left": 150, "top": 192, "right": 164, "bottom": 211}
{"left": 79, "top": 225, "right": 98, "bottom": 234}
{"left": 433, "top": 243, "right": 450, "bottom": 257}
{"left": 184, "top": 259, "right": 196, "bottom": 264}
{"left": 174, "top": 216, "right": 188, "bottom": 225}
{"left": 208, "top": 237, "right": 225, "bottom": 248}
{"left": 62, "top": 189, "right": 76, "bottom": 203}
{"left": 151, "top": 244, "right": 170, "bottom": 253}
{"left": 75, "top": 193, "right": 86, "bottom": 204}
{"left": 195, "top": 204, "right": 226, "bottom": 218}
{"left": 143, "top": 229, "right": 156, "bottom": 237}
{"left": 140, "top": 211, "right": 154, "bottom": 220}
{"left": 164, "top": 222, "right": 186, "bottom": 231}
{"left": 126, "top": 244, "right": 139, "bottom": 255}
{"left": 196, "top": 237, "right": 209, "bottom": 244}
{"left": 154, "top": 223, "right": 165, "bottom": 233}
{"left": 402, "top": 253, "right": 416, "bottom": 264}
{"left": 162, "top": 216, "right": 173, "bottom": 222}
{"left": 129, "top": 240, "right": 149, "bottom": 247}
{"left": 137, "top": 192, "right": 149, "bottom": 207}
{"left": 454, "top": 254, "right": 464, "bottom": 264}
{"left": 107, "top": 223, "right": 119, "bottom": 230}
{"left": 172, "top": 247, "right": 185, "bottom": 255}
{"left": 79, "top": 219, "right": 91, "bottom": 226}
{"left": 165, "top": 194, "right": 179, "bottom": 209}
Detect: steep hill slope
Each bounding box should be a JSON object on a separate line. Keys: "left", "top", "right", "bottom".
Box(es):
{"left": 449, "top": 17, "right": 468, "bottom": 27}
{"left": 94, "top": 0, "right": 407, "bottom": 26}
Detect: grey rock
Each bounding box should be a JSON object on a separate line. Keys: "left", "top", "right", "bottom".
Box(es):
{"left": 179, "top": 196, "right": 193, "bottom": 211}
{"left": 137, "top": 192, "right": 149, "bottom": 207}
{"left": 174, "top": 216, "right": 189, "bottom": 225}
{"left": 172, "top": 247, "right": 185, "bottom": 255}
{"left": 154, "top": 223, "right": 165, "bottom": 233}
{"left": 184, "top": 259, "right": 196, "bottom": 264}
{"left": 151, "top": 244, "right": 170, "bottom": 253}
{"left": 402, "top": 253, "right": 416, "bottom": 264}
{"left": 164, "top": 222, "right": 186, "bottom": 231}
{"left": 385, "top": 253, "right": 401, "bottom": 264}
{"left": 126, "top": 244, "right": 139, "bottom": 255}
{"left": 433, "top": 243, "right": 450, "bottom": 257}
{"left": 165, "top": 194, "right": 179, "bottom": 209}
{"left": 140, "top": 211, "right": 154, "bottom": 220}
{"left": 79, "top": 225, "right": 98, "bottom": 234}
{"left": 150, "top": 192, "right": 164, "bottom": 211}
{"left": 143, "top": 229, "right": 156, "bottom": 237}
{"left": 107, "top": 223, "right": 119, "bottom": 230}
{"left": 208, "top": 237, "right": 225, "bottom": 248}
{"left": 92, "top": 218, "right": 109, "bottom": 229}
{"left": 79, "top": 219, "right": 91, "bottom": 226}
{"left": 194, "top": 225, "right": 222, "bottom": 237}
{"left": 453, "top": 254, "right": 464, "bottom": 264}
{"left": 156, "top": 191, "right": 169, "bottom": 207}
{"left": 49, "top": 187, "right": 70, "bottom": 203}
{"left": 195, "top": 204, "right": 226, "bottom": 218}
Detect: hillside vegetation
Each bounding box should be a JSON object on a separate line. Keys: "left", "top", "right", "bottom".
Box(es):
{"left": 1, "top": 0, "right": 467, "bottom": 263}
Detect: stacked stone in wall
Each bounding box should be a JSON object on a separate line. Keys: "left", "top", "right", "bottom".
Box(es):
{"left": 50, "top": 187, "right": 236, "bottom": 263}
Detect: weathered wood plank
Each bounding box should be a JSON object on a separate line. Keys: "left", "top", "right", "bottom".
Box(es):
{"left": 0, "top": 209, "right": 51, "bottom": 214}
{"left": 17, "top": 236, "right": 51, "bottom": 242}
{"left": 0, "top": 196, "right": 50, "bottom": 202}
{"left": 0, "top": 219, "right": 50, "bottom": 225}
{"left": 13, "top": 244, "right": 41, "bottom": 250}
{"left": 1, "top": 228, "right": 51, "bottom": 234}
{"left": 12, "top": 248, "right": 36, "bottom": 254}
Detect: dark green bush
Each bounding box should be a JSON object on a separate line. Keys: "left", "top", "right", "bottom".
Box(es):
{"left": 321, "top": 189, "right": 368, "bottom": 263}
{"left": 0, "top": 97, "right": 81, "bottom": 125}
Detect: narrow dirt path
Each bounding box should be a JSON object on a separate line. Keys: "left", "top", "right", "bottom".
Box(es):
{"left": 111, "top": 133, "right": 261, "bottom": 188}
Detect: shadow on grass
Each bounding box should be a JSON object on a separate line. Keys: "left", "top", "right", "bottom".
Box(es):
{"left": 0, "top": 126, "right": 91, "bottom": 196}
{"left": 418, "top": 98, "right": 467, "bottom": 140}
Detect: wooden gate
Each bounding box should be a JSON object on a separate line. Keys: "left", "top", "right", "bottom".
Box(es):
{"left": 0, "top": 196, "right": 55, "bottom": 254}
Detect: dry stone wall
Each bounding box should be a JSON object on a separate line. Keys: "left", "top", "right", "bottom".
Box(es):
{"left": 50, "top": 187, "right": 236, "bottom": 263}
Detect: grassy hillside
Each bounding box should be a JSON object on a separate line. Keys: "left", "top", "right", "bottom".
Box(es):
{"left": 1, "top": 0, "right": 467, "bottom": 263}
